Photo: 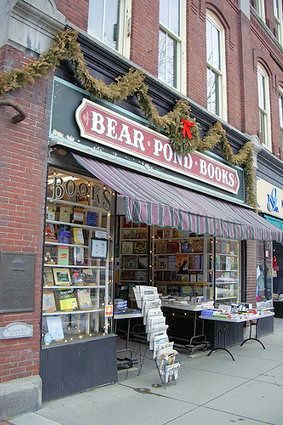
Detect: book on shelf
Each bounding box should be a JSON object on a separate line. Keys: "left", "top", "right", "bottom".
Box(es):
{"left": 163, "top": 228, "right": 173, "bottom": 238}
{"left": 76, "top": 289, "right": 93, "bottom": 309}
{"left": 58, "top": 226, "right": 71, "bottom": 244}
{"left": 73, "top": 228, "right": 85, "bottom": 245}
{"left": 168, "top": 256, "right": 176, "bottom": 271}
{"left": 53, "top": 268, "right": 71, "bottom": 286}
{"left": 72, "top": 269, "right": 85, "bottom": 285}
{"left": 138, "top": 257, "right": 148, "bottom": 269}
{"left": 123, "top": 256, "right": 138, "bottom": 269}
{"left": 122, "top": 228, "right": 132, "bottom": 239}
{"left": 155, "top": 240, "right": 166, "bottom": 254}
{"left": 57, "top": 246, "right": 69, "bottom": 266}
{"left": 154, "top": 228, "right": 163, "bottom": 239}
{"left": 192, "top": 239, "right": 203, "bottom": 252}
{"left": 86, "top": 212, "right": 97, "bottom": 226}
{"left": 122, "top": 217, "right": 131, "bottom": 227}
{"left": 133, "top": 241, "right": 147, "bottom": 254}
{"left": 45, "top": 223, "right": 57, "bottom": 242}
{"left": 46, "top": 205, "right": 56, "bottom": 221}
{"left": 136, "top": 228, "right": 147, "bottom": 239}
{"left": 43, "top": 291, "right": 56, "bottom": 313}
{"left": 190, "top": 254, "right": 203, "bottom": 270}
{"left": 83, "top": 269, "right": 97, "bottom": 286}
{"left": 73, "top": 209, "right": 84, "bottom": 224}
{"left": 176, "top": 254, "right": 189, "bottom": 275}
{"left": 167, "top": 242, "right": 179, "bottom": 253}
{"left": 46, "top": 316, "right": 64, "bottom": 341}
{"left": 59, "top": 206, "right": 71, "bottom": 223}
{"left": 58, "top": 289, "right": 78, "bottom": 311}
{"left": 74, "top": 246, "right": 85, "bottom": 265}
{"left": 122, "top": 241, "right": 133, "bottom": 254}
{"left": 43, "top": 268, "right": 55, "bottom": 286}
{"left": 158, "top": 257, "right": 167, "bottom": 270}
{"left": 121, "top": 270, "right": 136, "bottom": 281}
{"left": 181, "top": 242, "right": 191, "bottom": 253}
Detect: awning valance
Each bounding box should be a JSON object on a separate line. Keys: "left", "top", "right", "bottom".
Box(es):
{"left": 73, "top": 154, "right": 283, "bottom": 242}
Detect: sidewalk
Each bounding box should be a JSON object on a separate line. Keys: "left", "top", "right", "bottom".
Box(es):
{"left": 10, "top": 319, "right": 283, "bottom": 425}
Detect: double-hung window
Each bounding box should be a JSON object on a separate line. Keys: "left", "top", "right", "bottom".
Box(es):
{"left": 253, "top": 0, "right": 266, "bottom": 22}
{"left": 158, "top": 0, "right": 186, "bottom": 93}
{"left": 257, "top": 64, "right": 271, "bottom": 150}
{"left": 206, "top": 12, "right": 227, "bottom": 119}
{"left": 274, "top": 0, "right": 283, "bottom": 46}
{"left": 88, "top": 0, "right": 131, "bottom": 57}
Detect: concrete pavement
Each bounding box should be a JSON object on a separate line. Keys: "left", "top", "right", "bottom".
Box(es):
{"left": 10, "top": 318, "right": 283, "bottom": 425}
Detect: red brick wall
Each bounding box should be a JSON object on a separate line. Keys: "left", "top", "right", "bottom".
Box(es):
{"left": 55, "top": 0, "right": 88, "bottom": 31}
{"left": 0, "top": 45, "right": 51, "bottom": 383}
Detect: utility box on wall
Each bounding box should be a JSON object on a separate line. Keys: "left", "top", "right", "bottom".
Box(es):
{"left": 0, "top": 252, "right": 35, "bottom": 312}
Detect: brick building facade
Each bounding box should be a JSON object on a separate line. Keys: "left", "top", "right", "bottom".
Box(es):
{"left": 0, "top": 0, "right": 282, "bottom": 420}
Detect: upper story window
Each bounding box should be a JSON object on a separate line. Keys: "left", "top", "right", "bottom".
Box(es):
{"left": 206, "top": 12, "right": 227, "bottom": 120}
{"left": 257, "top": 64, "right": 271, "bottom": 150}
{"left": 88, "top": 0, "right": 131, "bottom": 57}
{"left": 273, "top": 0, "right": 283, "bottom": 45}
{"left": 158, "top": 0, "right": 186, "bottom": 93}
{"left": 279, "top": 88, "right": 283, "bottom": 153}
{"left": 253, "top": 0, "right": 266, "bottom": 22}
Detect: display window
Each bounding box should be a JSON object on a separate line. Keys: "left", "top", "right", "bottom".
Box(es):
{"left": 42, "top": 168, "right": 115, "bottom": 346}
{"left": 256, "top": 241, "right": 273, "bottom": 302}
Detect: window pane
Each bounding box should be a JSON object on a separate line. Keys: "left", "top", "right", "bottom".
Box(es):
{"left": 206, "top": 18, "right": 220, "bottom": 70}
{"left": 88, "top": 0, "right": 120, "bottom": 49}
{"left": 280, "top": 95, "right": 283, "bottom": 127}
{"left": 158, "top": 30, "right": 176, "bottom": 87}
{"left": 257, "top": 71, "right": 266, "bottom": 110}
{"left": 160, "top": 0, "right": 180, "bottom": 35}
{"left": 207, "top": 68, "right": 219, "bottom": 115}
{"left": 260, "top": 110, "right": 267, "bottom": 142}
{"left": 274, "top": 0, "right": 279, "bottom": 18}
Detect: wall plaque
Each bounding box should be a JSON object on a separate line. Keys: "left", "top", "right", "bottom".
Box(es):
{"left": 0, "top": 322, "right": 33, "bottom": 339}
{"left": 0, "top": 252, "right": 35, "bottom": 312}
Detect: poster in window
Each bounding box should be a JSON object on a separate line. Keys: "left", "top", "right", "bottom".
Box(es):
{"left": 91, "top": 238, "right": 108, "bottom": 258}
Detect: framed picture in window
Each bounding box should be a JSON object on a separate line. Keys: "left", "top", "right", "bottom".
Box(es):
{"left": 53, "top": 268, "right": 71, "bottom": 286}
{"left": 91, "top": 238, "right": 108, "bottom": 259}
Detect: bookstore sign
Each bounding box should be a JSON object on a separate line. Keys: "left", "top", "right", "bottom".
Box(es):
{"left": 75, "top": 100, "right": 240, "bottom": 195}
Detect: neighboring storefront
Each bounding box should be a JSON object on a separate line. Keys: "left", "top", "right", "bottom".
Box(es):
{"left": 40, "top": 74, "right": 283, "bottom": 401}
{"left": 257, "top": 178, "right": 283, "bottom": 317}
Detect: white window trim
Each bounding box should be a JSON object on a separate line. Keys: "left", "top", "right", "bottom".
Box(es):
{"left": 257, "top": 64, "right": 272, "bottom": 151}
{"left": 87, "top": 0, "right": 131, "bottom": 58}
{"left": 254, "top": 0, "right": 266, "bottom": 22}
{"left": 206, "top": 11, "right": 227, "bottom": 121}
{"left": 273, "top": 0, "right": 283, "bottom": 46}
{"left": 158, "top": 0, "right": 186, "bottom": 94}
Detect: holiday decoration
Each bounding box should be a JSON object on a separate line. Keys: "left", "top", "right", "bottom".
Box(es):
{"left": 0, "top": 28, "right": 256, "bottom": 207}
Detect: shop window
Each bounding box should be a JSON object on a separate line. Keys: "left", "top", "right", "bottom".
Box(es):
{"left": 42, "top": 167, "right": 115, "bottom": 346}
{"left": 206, "top": 11, "right": 227, "bottom": 120}
{"left": 256, "top": 241, "right": 273, "bottom": 303}
{"left": 253, "top": 0, "right": 266, "bottom": 22}
{"left": 274, "top": 0, "right": 283, "bottom": 45}
{"left": 257, "top": 64, "right": 272, "bottom": 150}
{"left": 88, "top": 0, "right": 131, "bottom": 57}
{"left": 158, "top": 0, "right": 186, "bottom": 93}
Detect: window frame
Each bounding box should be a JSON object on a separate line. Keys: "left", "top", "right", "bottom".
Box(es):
{"left": 87, "top": 0, "right": 131, "bottom": 58}
{"left": 257, "top": 64, "right": 272, "bottom": 151}
{"left": 273, "top": 0, "right": 283, "bottom": 46}
{"left": 206, "top": 11, "right": 227, "bottom": 121}
{"left": 158, "top": 0, "right": 186, "bottom": 94}
{"left": 254, "top": 0, "right": 266, "bottom": 22}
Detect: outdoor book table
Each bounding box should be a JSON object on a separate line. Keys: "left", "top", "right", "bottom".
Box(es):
{"left": 162, "top": 301, "right": 211, "bottom": 353}
{"left": 199, "top": 312, "right": 275, "bottom": 361}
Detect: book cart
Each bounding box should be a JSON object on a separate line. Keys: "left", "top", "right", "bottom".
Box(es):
{"left": 41, "top": 168, "right": 117, "bottom": 401}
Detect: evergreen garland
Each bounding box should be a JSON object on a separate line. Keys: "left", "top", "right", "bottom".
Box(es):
{"left": 0, "top": 28, "right": 256, "bottom": 207}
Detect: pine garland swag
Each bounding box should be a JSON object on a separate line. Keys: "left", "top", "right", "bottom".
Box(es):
{"left": 0, "top": 28, "right": 256, "bottom": 207}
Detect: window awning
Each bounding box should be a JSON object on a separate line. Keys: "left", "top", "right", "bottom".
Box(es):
{"left": 73, "top": 154, "right": 283, "bottom": 242}
{"left": 263, "top": 214, "right": 283, "bottom": 231}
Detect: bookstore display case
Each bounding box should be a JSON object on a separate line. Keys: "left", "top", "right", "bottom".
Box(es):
{"left": 212, "top": 238, "right": 241, "bottom": 306}
{"left": 41, "top": 167, "right": 117, "bottom": 401}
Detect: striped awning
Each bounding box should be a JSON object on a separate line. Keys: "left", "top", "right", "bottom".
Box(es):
{"left": 74, "top": 155, "right": 283, "bottom": 242}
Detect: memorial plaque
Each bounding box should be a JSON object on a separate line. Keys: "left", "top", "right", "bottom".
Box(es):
{"left": 0, "top": 252, "right": 35, "bottom": 312}
{"left": 0, "top": 322, "right": 33, "bottom": 339}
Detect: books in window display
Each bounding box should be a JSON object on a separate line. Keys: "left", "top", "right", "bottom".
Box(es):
{"left": 123, "top": 256, "right": 138, "bottom": 269}
{"left": 122, "top": 241, "right": 133, "bottom": 254}
{"left": 133, "top": 241, "right": 147, "bottom": 254}
{"left": 76, "top": 289, "right": 93, "bottom": 309}
{"left": 43, "top": 291, "right": 56, "bottom": 313}
{"left": 43, "top": 268, "right": 54, "bottom": 286}
{"left": 83, "top": 269, "right": 97, "bottom": 286}
{"left": 57, "top": 289, "right": 78, "bottom": 311}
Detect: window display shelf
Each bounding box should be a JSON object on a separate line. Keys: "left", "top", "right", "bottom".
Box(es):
{"left": 45, "top": 242, "right": 89, "bottom": 248}
{"left": 47, "top": 197, "right": 102, "bottom": 212}
{"left": 43, "top": 308, "right": 104, "bottom": 316}
{"left": 43, "top": 285, "right": 105, "bottom": 289}
{"left": 44, "top": 264, "right": 106, "bottom": 269}
{"left": 46, "top": 219, "right": 107, "bottom": 231}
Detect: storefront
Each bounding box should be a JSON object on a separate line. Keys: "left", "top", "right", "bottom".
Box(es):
{"left": 39, "top": 72, "right": 283, "bottom": 401}
{"left": 257, "top": 178, "right": 283, "bottom": 317}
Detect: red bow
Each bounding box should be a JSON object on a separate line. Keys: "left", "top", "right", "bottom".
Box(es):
{"left": 181, "top": 118, "right": 195, "bottom": 139}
